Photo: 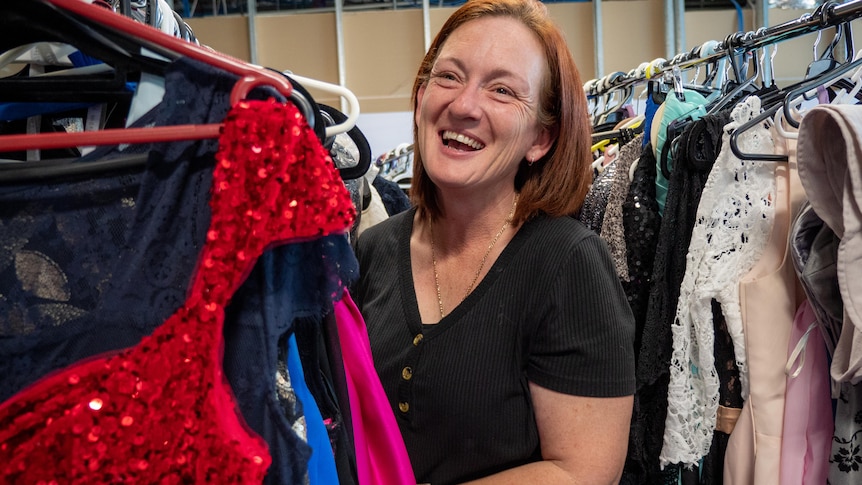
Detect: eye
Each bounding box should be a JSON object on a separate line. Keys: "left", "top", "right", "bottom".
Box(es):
{"left": 493, "top": 86, "right": 515, "bottom": 97}
{"left": 431, "top": 71, "right": 460, "bottom": 87}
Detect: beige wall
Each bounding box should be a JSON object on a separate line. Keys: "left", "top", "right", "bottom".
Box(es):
{"left": 187, "top": 4, "right": 844, "bottom": 114}
{"left": 599, "top": 1, "right": 667, "bottom": 76}
{"left": 186, "top": 15, "right": 251, "bottom": 61}
{"left": 255, "top": 12, "right": 341, "bottom": 106}
{"left": 342, "top": 9, "right": 427, "bottom": 113}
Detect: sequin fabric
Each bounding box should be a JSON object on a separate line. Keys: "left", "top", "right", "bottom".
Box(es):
{"left": 622, "top": 141, "right": 661, "bottom": 359}
{"left": 600, "top": 134, "right": 645, "bottom": 280}
{"left": 579, "top": 159, "right": 617, "bottom": 234}
{"left": 0, "top": 98, "right": 355, "bottom": 482}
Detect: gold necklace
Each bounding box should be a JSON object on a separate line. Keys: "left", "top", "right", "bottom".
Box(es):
{"left": 430, "top": 193, "right": 519, "bottom": 319}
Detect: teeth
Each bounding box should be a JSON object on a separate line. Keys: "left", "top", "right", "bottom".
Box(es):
{"left": 442, "top": 130, "right": 485, "bottom": 150}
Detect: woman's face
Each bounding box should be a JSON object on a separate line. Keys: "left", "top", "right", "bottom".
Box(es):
{"left": 415, "top": 16, "right": 553, "bottom": 195}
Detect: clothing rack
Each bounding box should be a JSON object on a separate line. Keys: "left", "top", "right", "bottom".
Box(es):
{"left": 591, "top": 125, "right": 643, "bottom": 145}
{"left": 586, "top": 0, "right": 862, "bottom": 97}
{"left": 376, "top": 143, "right": 414, "bottom": 167}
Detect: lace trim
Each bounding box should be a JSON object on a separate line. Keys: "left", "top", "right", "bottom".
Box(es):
{"left": 660, "top": 96, "right": 777, "bottom": 466}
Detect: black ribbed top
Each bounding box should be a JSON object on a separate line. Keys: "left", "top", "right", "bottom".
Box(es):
{"left": 353, "top": 208, "right": 635, "bottom": 485}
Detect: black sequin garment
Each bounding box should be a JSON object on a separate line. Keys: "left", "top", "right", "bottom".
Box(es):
{"left": 624, "top": 110, "right": 731, "bottom": 484}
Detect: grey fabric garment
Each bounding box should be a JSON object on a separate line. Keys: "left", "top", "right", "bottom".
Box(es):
{"left": 790, "top": 201, "right": 843, "bottom": 359}
{"left": 797, "top": 104, "right": 862, "bottom": 384}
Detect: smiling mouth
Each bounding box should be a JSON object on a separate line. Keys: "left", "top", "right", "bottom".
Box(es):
{"left": 441, "top": 130, "right": 485, "bottom": 151}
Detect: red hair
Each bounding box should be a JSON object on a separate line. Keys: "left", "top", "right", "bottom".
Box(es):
{"left": 409, "top": 0, "right": 592, "bottom": 225}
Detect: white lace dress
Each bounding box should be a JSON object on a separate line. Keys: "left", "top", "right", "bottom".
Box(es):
{"left": 660, "top": 96, "right": 777, "bottom": 467}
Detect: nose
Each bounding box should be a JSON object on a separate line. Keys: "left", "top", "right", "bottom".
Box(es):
{"left": 448, "top": 84, "right": 482, "bottom": 120}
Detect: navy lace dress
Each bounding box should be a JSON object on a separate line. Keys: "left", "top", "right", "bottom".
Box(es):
{"left": 0, "top": 56, "right": 357, "bottom": 485}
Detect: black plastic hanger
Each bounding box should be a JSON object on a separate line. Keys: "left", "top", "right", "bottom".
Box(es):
{"left": 318, "top": 103, "right": 372, "bottom": 181}
{"left": 0, "top": 152, "right": 150, "bottom": 184}
{"left": 706, "top": 48, "right": 759, "bottom": 115}
{"left": 728, "top": 101, "right": 788, "bottom": 162}
{"left": 727, "top": 22, "right": 862, "bottom": 160}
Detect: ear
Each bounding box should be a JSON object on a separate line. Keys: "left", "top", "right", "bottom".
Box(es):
{"left": 414, "top": 85, "right": 427, "bottom": 128}
{"left": 526, "top": 124, "right": 557, "bottom": 162}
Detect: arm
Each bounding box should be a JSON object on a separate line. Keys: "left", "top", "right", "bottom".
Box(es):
{"left": 463, "top": 230, "right": 635, "bottom": 484}
{"left": 462, "top": 383, "right": 633, "bottom": 485}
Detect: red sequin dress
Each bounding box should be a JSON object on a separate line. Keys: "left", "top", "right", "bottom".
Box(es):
{"left": 0, "top": 98, "right": 355, "bottom": 483}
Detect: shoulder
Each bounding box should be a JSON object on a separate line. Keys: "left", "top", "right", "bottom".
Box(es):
{"left": 354, "top": 207, "right": 414, "bottom": 260}
{"left": 356, "top": 207, "right": 413, "bottom": 244}
{"left": 522, "top": 214, "right": 605, "bottom": 255}
{"left": 518, "top": 215, "right": 622, "bottom": 290}
{"left": 503, "top": 215, "right": 614, "bottom": 289}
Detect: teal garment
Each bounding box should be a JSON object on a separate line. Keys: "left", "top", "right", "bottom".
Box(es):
{"left": 652, "top": 89, "right": 708, "bottom": 214}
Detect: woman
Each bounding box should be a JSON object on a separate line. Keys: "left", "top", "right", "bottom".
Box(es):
{"left": 353, "top": 0, "right": 636, "bottom": 483}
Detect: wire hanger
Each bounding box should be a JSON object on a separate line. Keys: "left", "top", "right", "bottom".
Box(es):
{"left": 0, "top": 0, "right": 313, "bottom": 153}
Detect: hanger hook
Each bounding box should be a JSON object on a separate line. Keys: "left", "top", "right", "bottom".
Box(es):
{"left": 812, "top": 29, "right": 823, "bottom": 61}
{"left": 671, "top": 65, "right": 685, "bottom": 101}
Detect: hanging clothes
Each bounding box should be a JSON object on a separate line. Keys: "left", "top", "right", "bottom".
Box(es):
{"left": 662, "top": 95, "right": 777, "bottom": 468}
{"left": 0, "top": 50, "right": 377, "bottom": 485}
{"left": 579, "top": 156, "right": 618, "bottom": 233}
{"left": 791, "top": 201, "right": 843, "bottom": 364}
{"left": 0, "top": 89, "right": 356, "bottom": 482}
{"left": 600, "top": 133, "right": 645, "bottom": 280}
{"left": 356, "top": 164, "right": 394, "bottom": 237}
{"left": 724, "top": 103, "right": 807, "bottom": 485}
{"left": 584, "top": 3, "right": 862, "bottom": 482}
{"left": 624, "top": 108, "right": 729, "bottom": 484}
{"left": 649, "top": 88, "right": 709, "bottom": 214}
{"left": 797, "top": 104, "right": 862, "bottom": 384}
{"left": 778, "top": 300, "right": 832, "bottom": 485}
{"left": 619, "top": 140, "right": 661, "bottom": 357}
{"left": 334, "top": 291, "right": 416, "bottom": 485}
{"left": 284, "top": 333, "right": 340, "bottom": 485}
{"left": 796, "top": 104, "right": 862, "bottom": 484}
{"left": 829, "top": 381, "right": 862, "bottom": 484}
{"left": 620, "top": 141, "right": 663, "bottom": 485}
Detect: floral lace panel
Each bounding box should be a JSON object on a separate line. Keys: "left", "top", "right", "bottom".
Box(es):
{"left": 661, "top": 96, "right": 776, "bottom": 467}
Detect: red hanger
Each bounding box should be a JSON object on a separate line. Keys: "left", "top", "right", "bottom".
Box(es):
{"left": 0, "top": 0, "right": 304, "bottom": 153}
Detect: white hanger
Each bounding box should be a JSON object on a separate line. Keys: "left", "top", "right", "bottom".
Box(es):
{"left": 285, "top": 72, "right": 360, "bottom": 139}
{"left": 831, "top": 51, "right": 862, "bottom": 105}
{"left": 35, "top": 63, "right": 114, "bottom": 77}
{"left": 628, "top": 157, "right": 640, "bottom": 181}
{"left": 784, "top": 48, "right": 862, "bottom": 122}
{"left": 772, "top": 106, "right": 799, "bottom": 140}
